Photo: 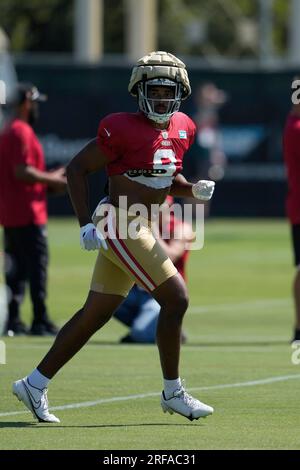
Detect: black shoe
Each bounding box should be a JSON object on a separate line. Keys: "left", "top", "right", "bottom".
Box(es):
{"left": 5, "top": 320, "right": 28, "bottom": 337}
{"left": 30, "top": 320, "right": 59, "bottom": 336}
{"left": 292, "top": 329, "right": 300, "bottom": 342}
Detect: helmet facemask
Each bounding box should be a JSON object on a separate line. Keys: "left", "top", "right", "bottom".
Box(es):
{"left": 137, "top": 78, "right": 183, "bottom": 124}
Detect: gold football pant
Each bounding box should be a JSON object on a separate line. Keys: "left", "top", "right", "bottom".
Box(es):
{"left": 90, "top": 203, "right": 177, "bottom": 297}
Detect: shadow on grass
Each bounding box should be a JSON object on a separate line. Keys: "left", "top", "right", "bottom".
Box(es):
{"left": 0, "top": 422, "right": 203, "bottom": 429}
{"left": 0, "top": 421, "right": 37, "bottom": 428}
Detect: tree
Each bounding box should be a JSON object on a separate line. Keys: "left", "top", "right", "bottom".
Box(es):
{"left": 0, "top": 0, "right": 73, "bottom": 52}
{"left": 0, "top": 0, "right": 290, "bottom": 57}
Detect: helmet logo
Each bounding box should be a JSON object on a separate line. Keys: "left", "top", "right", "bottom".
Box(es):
{"left": 178, "top": 130, "right": 187, "bottom": 139}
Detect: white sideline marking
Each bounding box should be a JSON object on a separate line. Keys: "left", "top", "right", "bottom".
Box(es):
{"left": 1, "top": 373, "right": 300, "bottom": 418}
{"left": 6, "top": 344, "right": 279, "bottom": 353}
{"left": 45, "top": 297, "right": 289, "bottom": 324}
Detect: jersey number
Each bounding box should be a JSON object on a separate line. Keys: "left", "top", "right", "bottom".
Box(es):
{"left": 153, "top": 149, "right": 177, "bottom": 176}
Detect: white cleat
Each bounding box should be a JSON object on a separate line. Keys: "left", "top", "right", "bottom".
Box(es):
{"left": 12, "top": 378, "right": 60, "bottom": 423}
{"left": 161, "top": 383, "right": 214, "bottom": 421}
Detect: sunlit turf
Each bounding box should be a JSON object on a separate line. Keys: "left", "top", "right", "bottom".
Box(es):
{"left": 0, "top": 218, "right": 299, "bottom": 450}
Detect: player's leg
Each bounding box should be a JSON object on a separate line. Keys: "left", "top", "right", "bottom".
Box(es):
{"left": 12, "top": 249, "right": 133, "bottom": 423}
{"left": 152, "top": 274, "right": 213, "bottom": 420}
{"left": 129, "top": 288, "right": 187, "bottom": 344}
{"left": 12, "top": 290, "right": 123, "bottom": 423}
{"left": 152, "top": 272, "right": 188, "bottom": 379}
{"left": 37, "top": 290, "right": 123, "bottom": 378}
{"left": 37, "top": 247, "right": 133, "bottom": 377}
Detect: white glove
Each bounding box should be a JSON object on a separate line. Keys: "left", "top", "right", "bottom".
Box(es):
{"left": 192, "top": 180, "right": 215, "bottom": 201}
{"left": 80, "top": 223, "right": 107, "bottom": 251}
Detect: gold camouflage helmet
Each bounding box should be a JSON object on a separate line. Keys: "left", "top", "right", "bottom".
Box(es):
{"left": 128, "top": 51, "right": 191, "bottom": 99}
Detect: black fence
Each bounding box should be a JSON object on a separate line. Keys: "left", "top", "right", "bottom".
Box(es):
{"left": 15, "top": 61, "right": 294, "bottom": 217}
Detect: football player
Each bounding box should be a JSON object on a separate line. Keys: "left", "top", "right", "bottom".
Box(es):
{"left": 13, "top": 51, "right": 215, "bottom": 423}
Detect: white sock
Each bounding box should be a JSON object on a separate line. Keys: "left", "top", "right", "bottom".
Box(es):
{"left": 163, "top": 377, "right": 182, "bottom": 399}
{"left": 27, "top": 368, "right": 50, "bottom": 390}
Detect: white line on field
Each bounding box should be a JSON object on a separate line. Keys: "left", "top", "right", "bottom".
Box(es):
{"left": 1, "top": 373, "right": 300, "bottom": 418}
{"left": 50, "top": 297, "right": 290, "bottom": 324}
{"left": 5, "top": 344, "right": 279, "bottom": 353}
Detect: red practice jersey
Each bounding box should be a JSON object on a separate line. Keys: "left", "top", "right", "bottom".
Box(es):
{"left": 97, "top": 111, "right": 196, "bottom": 178}
{"left": 0, "top": 119, "right": 47, "bottom": 227}
{"left": 283, "top": 114, "right": 300, "bottom": 224}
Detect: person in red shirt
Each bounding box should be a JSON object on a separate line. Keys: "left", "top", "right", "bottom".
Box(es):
{"left": 12, "top": 52, "right": 215, "bottom": 423}
{"left": 283, "top": 99, "right": 300, "bottom": 342}
{"left": 114, "top": 195, "right": 193, "bottom": 343}
{"left": 0, "top": 83, "right": 66, "bottom": 336}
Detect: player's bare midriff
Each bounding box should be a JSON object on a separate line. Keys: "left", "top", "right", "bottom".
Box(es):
{"left": 109, "top": 174, "right": 170, "bottom": 213}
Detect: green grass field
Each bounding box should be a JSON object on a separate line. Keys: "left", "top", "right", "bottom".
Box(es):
{"left": 1, "top": 218, "right": 300, "bottom": 450}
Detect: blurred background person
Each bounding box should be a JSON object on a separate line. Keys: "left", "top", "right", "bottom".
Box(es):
{"left": 193, "top": 83, "right": 227, "bottom": 182}
{"left": 184, "top": 82, "right": 227, "bottom": 216}
{"left": 283, "top": 81, "right": 300, "bottom": 342}
{"left": 113, "top": 196, "right": 194, "bottom": 343}
{"left": 0, "top": 83, "right": 67, "bottom": 336}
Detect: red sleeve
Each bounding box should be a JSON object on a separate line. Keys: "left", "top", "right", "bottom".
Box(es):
{"left": 10, "top": 125, "right": 33, "bottom": 167}
{"left": 97, "top": 115, "right": 123, "bottom": 162}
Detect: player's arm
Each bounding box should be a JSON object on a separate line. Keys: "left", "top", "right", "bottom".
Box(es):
{"left": 15, "top": 165, "right": 66, "bottom": 191}
{"left": 66, "top": 138, "right": 108, "bottom": 227}
{"left": 170, "top": 173, "right": 215, "bottom": 201}
{"left": 169, "top": 173, "right": 193, "bottom": 197}
{"left": 13, "top": 127, "right": 66, "bottom": 190}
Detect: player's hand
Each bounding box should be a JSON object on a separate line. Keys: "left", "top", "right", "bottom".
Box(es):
{"left": 80, "top": 223, "right": 108, "bottom": 251}
{"left": 192, "top": 180, "right": 215, "bottom": 201}
{"left": 50, "top": 166, "right": 66, "bottom": 177}
{"left": 47, "top": 167, "right": 67, "bottom": 193}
